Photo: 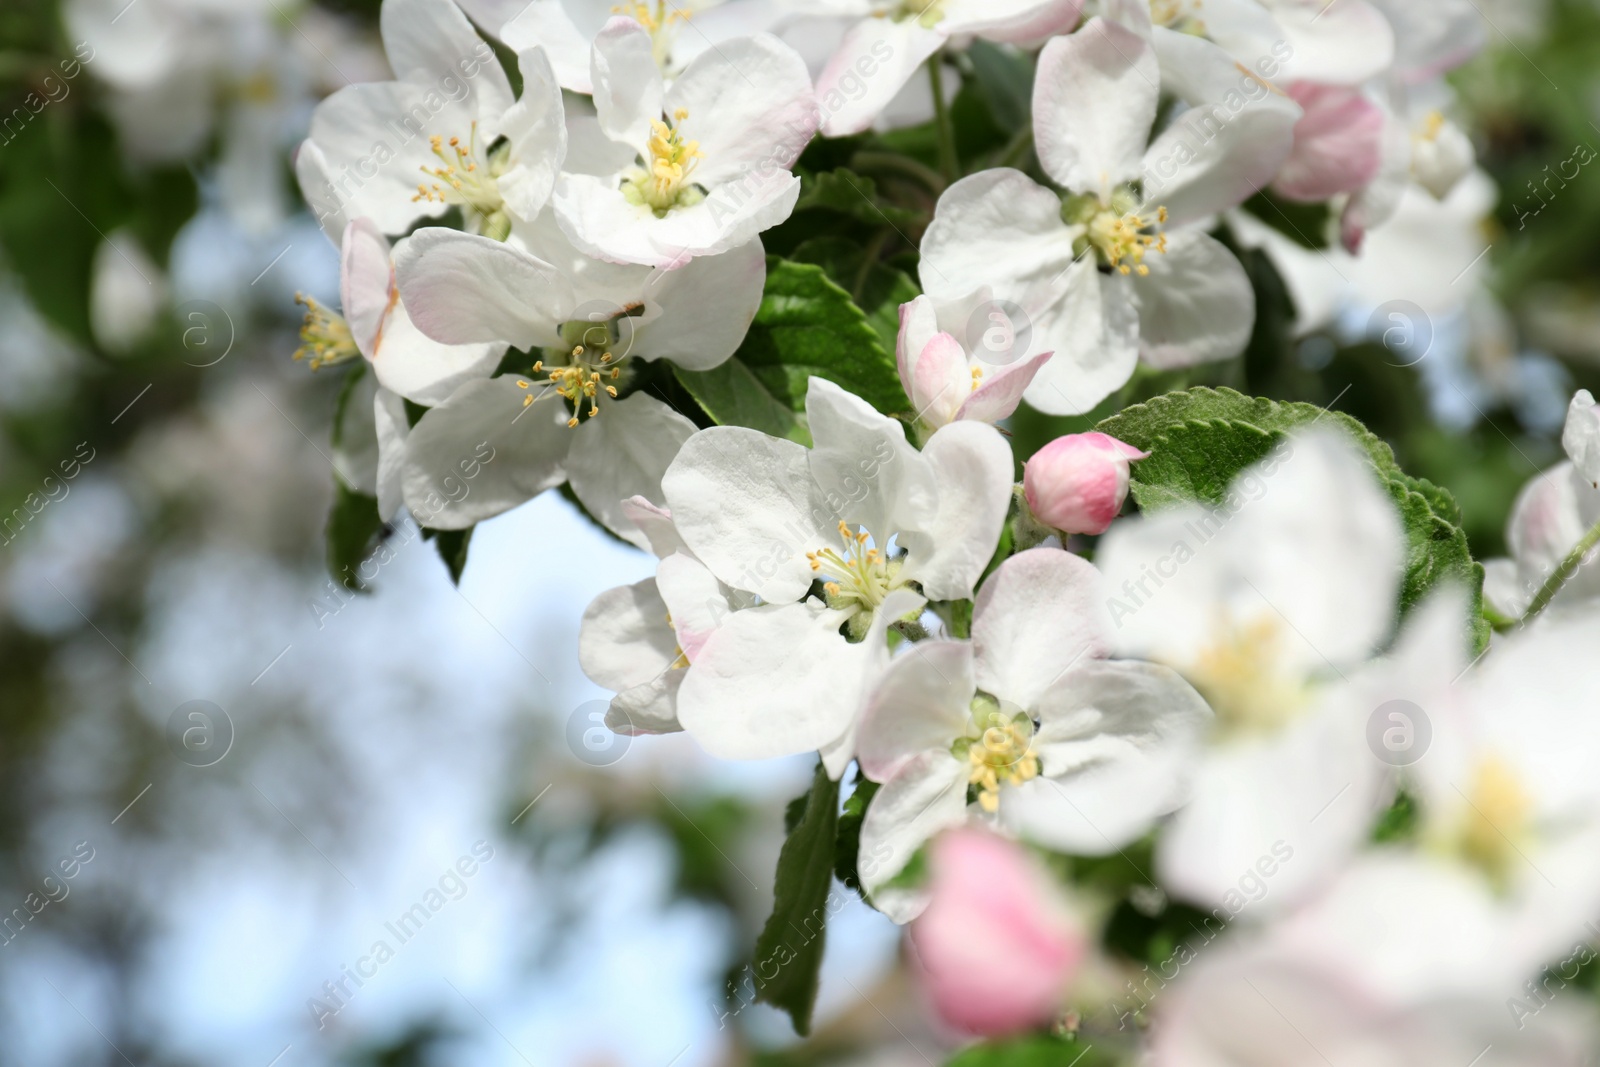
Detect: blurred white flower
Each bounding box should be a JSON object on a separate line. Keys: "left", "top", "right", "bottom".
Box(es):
{"left": 1483, "top": 390, "right": 1600, "bottom": 618}
{"left": 1095, "top": 429, "right": 1407, "bottom": 913}
{"left": 89, "top": 231, "right": 167, "bottom": 354}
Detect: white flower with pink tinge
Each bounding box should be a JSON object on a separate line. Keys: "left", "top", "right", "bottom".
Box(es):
{"left": 854, "top": 548, "right": 1211, "bottom": 923}
{"left": 810, "top": 0, "right": 1084, "bottom": 137}
{"left": 919, "top": 17, "right": 1295, "bottom": 415}
{"left": 579, "top": 497, "right": 749, "bottom": 735}
{"left": 895, "top": 295, "right": 1053, "bottom": 435}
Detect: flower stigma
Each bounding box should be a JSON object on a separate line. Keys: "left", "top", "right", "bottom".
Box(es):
{"left": 1064, "top": 187, "right": 1168, "bottom": 276}
{"left": 412, "top": 122, "right": 513, "bottom": 240}
{"left": 951, "top": 693, "right": 1040, "bottom": 813}
{"left": 622, "top": 108, "right": 705, "bottom": 217}
{"left": 293, "top": 294, "right": 361, "bottom": 370}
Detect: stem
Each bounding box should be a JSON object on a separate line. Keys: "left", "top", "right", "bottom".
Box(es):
{"left": 928, "top": 54, "right": 959, "bottom": 183}
{"left": 852, "top": 228, "right": 889, "bottom": 304}
{"left": 996, "top": 126, "right": 1034, "bottom": 171}
{"left": 850, "top": 150, "right": 946, "bottom": 195}
{"left": 1521, "top": 516, "right": 1600, "bottom": 622}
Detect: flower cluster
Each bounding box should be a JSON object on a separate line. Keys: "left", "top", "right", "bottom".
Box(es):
{"left": 287, "top": 0, "right": 1600, "bottom": 1061}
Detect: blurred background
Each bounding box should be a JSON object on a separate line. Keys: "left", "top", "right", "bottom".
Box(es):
{"left": 2, "top": 0, "right": 1599, "bottom": 1063}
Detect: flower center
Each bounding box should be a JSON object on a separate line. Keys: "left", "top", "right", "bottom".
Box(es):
{"left": 888, "top": 0, "right": 945, "bottom": 28}
{"left": 1446, "top": 756, "right": 1534, "bottom": 891}
{"left": 412, "top": 123, "right": 513, "bottom": 240}
{"left": 613, "top": 2, "right": 691, "bottom": 69}
{"left": 807, "top": 521, "right": 903, "bottom": 614}
{"left": 520, "top": 319, "right": 634, "bottom": 427}
{"left": 951, "top": 695, "right": 1040, "bottom": 813}
{"left": 1149, "top": 0, "right": 1207, "bottom": 34}
{"left": 293, "top": 294, "right": 361, "bottom": 370}
{"left": 1065, "top": 189, "right": 1168, "bottom": 276}
{"left": 622, "top": 109, "right": 705, "bottom": 217}
{"left": 1188, "top": 616, "right": 1310, "bottom": 738}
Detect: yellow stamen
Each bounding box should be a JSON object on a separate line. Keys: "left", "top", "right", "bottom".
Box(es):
{"left": 292, "top": 294, "right": 360, "bottom": 370}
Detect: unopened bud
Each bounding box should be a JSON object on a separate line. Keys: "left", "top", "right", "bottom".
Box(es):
{"left": 1023, "top": 432, "right": 1148, "bottom": 535}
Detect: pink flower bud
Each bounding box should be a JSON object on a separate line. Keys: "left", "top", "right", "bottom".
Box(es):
{"left": 1023, "top": 432, "right": 1147, "bottom": 535}
{"left": 910, "top": 828, "right": 1085, "bottom": 1037}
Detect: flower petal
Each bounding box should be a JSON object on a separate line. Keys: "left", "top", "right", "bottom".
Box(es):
{"left": 494, "top": 47, "right": 568, "bottom": 221}
{"left": 1273, "top": 83, "right": 1385, "bottom": 202}
{"left": 1156, "top": 693, "right": 1384, "bottom": 913}
{"left": 374, "top": 386, "right": 410, "bottom": 522}
{"left": 904, "top": 421, "right": 1014, "bottom": 602}
{"left": 367, "top": 290, "right": 505, "bottom": 407}
{"left": 1002, "top": 660, "right": 1211, "bottom": 852}
{"left": 1140, "top": 34, "right": 1300, "bottom": 225}
{"left": 857, "top": 640, "right": 976, "bottom": 783}
{"left": 656, "top": 551, "right": 728, "bottom": 663}
{"left": 973, "top": 547, "right": 1112, "bottom": 711}
{"left": 590, "top": 17, "right": 663, "bottom": 153}
{"left": 608, "top": 670, "right": 686, "bottom": 735}
{"left": 635, "top": 239, "right": 765, "bottom": 369}
{"left": 806, "top": 377, "right": 938, "bottom": 542}
{"left": 579, "top": 576, "right": 678, "bottom": 693}
{"left": 668, "top": 33, "right": 819, "bottom": 185}
{"left": 814, "top": 18, "right": 944, "bottom": 139}
{"left": 394, "top": 227, "right": 573, "bottom": 349}
{"left": 566, "top": 391, "right": 698, "bottom": 551}
{"left": 1020, "top": 258, "right": 1140, "bottom": 416}
{"left": 663, "top": 427, "right": 837, "bottom": 602}
{"left": 675, "top": 599, "right": 860, "bottom": 760}
{"left": 553, "top": 171, "right": 802, "bottom": 269}
{"left": 305, "top": 81, "right": 476, "bottom": 234}
{"left": 502, "top": 0, "right": 595, "bottom": 93}
{"left": 381, "top": 0, "right": 513, "bottom": 122}
{"left": 1033, "top": 18, "right": 1159, "bottom": 198}
{"left": 955, "top": 352, "right": 1053, "bottom": 424}
{"left": 858, "top": 751, "right": 971, "bottom": 922}
{"left": 341, "top": 219, "right": 393, "bottom": 360}
{"left": 621, "top": 495, "right": 685, "bottom": 559}
{"left": 400, "top": 375, "right": 569, "bottom": 528}
{"left": 1563, "top": 389, "right": 1600, "bottom": 488}
{"left": 1130, "top": 229, "right": 1254, "bottom": 369}
{"left": 1274, "top": 0, "right": 1395, "bottom": 86}
{"left": 940, "top": 0, "right": 1084, "bottom": 41}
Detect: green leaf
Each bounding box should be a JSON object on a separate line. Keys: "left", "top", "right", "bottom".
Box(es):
{"left": 1095, "top": 387, "right": 1491, "bottom": 652}
{"left": 794, "top": 168, "right": 920, "bottom": 228}
{"left": 1240, "top": 189, "right": 1336, "bottom": 250}
{"left": 421, "top": 526, "right": 473, "bottom": 584}
{"left": 326, "top": 478, "right": 383, "bottom": 592}
{"left": 833, "top": 772, "right": 880, "bottom": 896}
{"left": 964, "top": 40, "right": 1034, "bottom": 134}
{"left": 675, "top": 258, "right": 909, "bottom": 440}
{"left": 752, "top": 761, "right": 840, "bottom": 1036}
{"left": 945, "top": 1034, "right": 1113, "bottom": 1067}
{"left": 789, "top": 236, "right": 922, "bottom": 352}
